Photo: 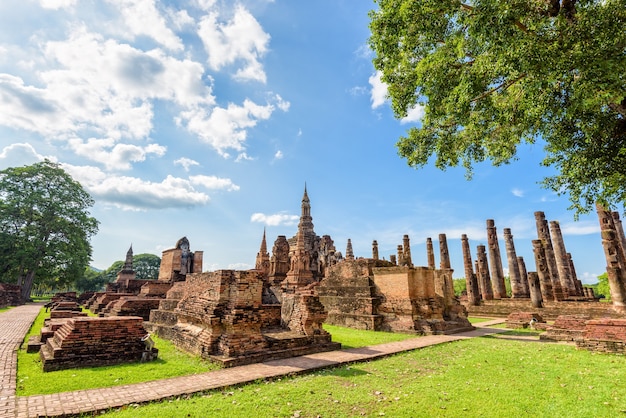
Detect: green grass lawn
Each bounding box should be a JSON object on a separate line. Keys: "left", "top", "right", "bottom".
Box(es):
{"left": 99, "top": 336, "right": 626, "bottom": 418}
{"left": 0, "top": 306, "right": 13, "bottom": 313}
{"left": 323, "top": 323, "right": 418, "bottom": 349}
{"left": 468, "top": 316, "right": 496, "bottom": 324}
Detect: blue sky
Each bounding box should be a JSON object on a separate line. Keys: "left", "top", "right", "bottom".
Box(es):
{"left": 0, "top": 0, "right": 605, "bottom": 283}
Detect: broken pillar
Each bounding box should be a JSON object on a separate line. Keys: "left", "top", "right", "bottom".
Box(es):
{"left": 597, "top": 204, "right": 626, "bottom": 312}
{"left": 426, "top": 237, "right": 435, "bottom": 269}
{"left": 503, "top": 228, "right": 528, "bottom": 298}
{"left": 403, "top": 235, "right": 413, "bottom": 267}
{"left": 461, "top": 234, "right": 480, "bottom": 305}
{"left": 550, "top": 220, "right": 579, "bottom": 297}
{"left": 476, "top": 245, "right": 494, "bottom": 300}
{"left": 527, "top": 272, "right": 543, "bottom": 308}
{"left": 517, "top": 256, "right": 530, "bottom": 297}
{"left": 486, "top": 219, "right": 507, "bottom": 298}
{"left": 532, "top": 240, "right": 554, "bottom": 302}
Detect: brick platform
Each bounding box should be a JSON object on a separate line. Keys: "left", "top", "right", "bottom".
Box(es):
{"left": 40, "top": 316, "right": 158, "bottom": 372}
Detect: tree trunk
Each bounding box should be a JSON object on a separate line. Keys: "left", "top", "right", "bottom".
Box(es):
{"left": 20, "top": 270, "right": 36, "bottom": 302}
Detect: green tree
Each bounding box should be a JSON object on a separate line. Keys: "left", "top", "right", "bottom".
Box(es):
{"left": 133, "top": 253, "right": 161, "bottom": 280}
{"left": 369, "top": 0, "right": 626, "bottom": 214}
{"left": 75, "top": 267, "right": 109, "bottom": 293}
{"left": 453, "top": 278, "right": 467, "bottom": 297}
{"left": 595, "top": 272, "right": 610, "bottom": 300}
{"left": 0, "top": 160, "right": 99, "bottom": 300}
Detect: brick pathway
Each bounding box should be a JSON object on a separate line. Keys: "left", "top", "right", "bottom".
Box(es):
{"left": 1, "top": 306, "right": 506, "bottom": 418}
{"left": 0, "top": 304, "right": 43, "bottom": 418}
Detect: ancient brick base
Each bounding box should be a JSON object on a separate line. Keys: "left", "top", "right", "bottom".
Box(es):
{"left": 465, "top": 299, "right": 622, "bottom": 321}
{"left": 540, "top": 314, "right": 591, "bottom": 342}
{"left": 505, "top": 312, "right": 546, "bottom": 329}
{"left": 0, "top": 284, "right": 23, "bottom": 308}
{"left": 576, "top": 318, "right": 626, "bottom": 354}
{"left": 40, "top": 316, "right": 157, "bottom": 372}
{"left": 103, "top": 297, "right": 162, "bottom": 321}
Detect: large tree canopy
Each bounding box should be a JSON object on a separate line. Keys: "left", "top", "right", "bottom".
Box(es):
{"left": 369, "top": 0, "right": 626, "bottom": 214}
{"left": 0, "top": 160, "right": 99, "bottom": 300}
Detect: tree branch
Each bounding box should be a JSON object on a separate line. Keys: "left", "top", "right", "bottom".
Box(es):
{"left": 471, "top": 73, "right": 527, "bottom": 103}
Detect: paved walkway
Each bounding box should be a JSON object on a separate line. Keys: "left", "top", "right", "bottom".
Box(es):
{"left": 0, "top": 307, "right": 506, "bottom": 418}
{"left": 0, "top": 304, "right": 43, "bottom": 418}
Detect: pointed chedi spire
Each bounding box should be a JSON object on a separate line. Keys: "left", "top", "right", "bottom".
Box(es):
{"left": 255, "top": 228, "right": 270, "bottom": 275}
{"left": 123, "top": 244, "right": 134, "bottom": 272}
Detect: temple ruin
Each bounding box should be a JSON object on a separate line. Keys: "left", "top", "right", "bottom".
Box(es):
{"left": 458, "top": 209, "right": 626, "bottom": 334}
{"left": 144, "top": 187, "right": 340, "bottom": 366}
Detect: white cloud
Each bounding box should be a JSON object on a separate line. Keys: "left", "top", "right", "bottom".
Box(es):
{"left": 511, "top": 188, "right": 525, "bottom": 198}
{"left": 560, "top": 221, "right": 599, "bottom": 236}
{"left": 63, "top": 164, "right": 220, "bottom": 210}
{"left": 0, "top": 143, "right": 49, "bottom": 169}
{"left": 369, "top": 70, "right": 387, "bottom": 109}
{"left": 578, "top": 271, "right": 602, "bottom": 284}
{"left": 189, "top": 174, "right": 239, "bottom": 191}
{"left": 250, "top": 212, "right": 299, "bottom": 226}
{"left": 369, "top": 70, "right": 424, "bottom": 123}
{"left": 67, "top": 137, "right": 167, "bottom": 170}
{"left": 354, "top": 44, "right": 372, "bottom": 59}
{"left": 400, "top": 105, "right": 425, "bottom": 123}
{"left": 169, "top": 9, "right": 195, "bottom": 30}
{"left": 179, "top": 98, "right": 276, "bottom": 157}
{"left": 197, "top": 5, "right": 270, "bottom": 82}
{"left": 274, "top": 150, "right": 283, "bottom": 160}
{"left": 174, "top": 157, "right": 200, "bottom": 171}
{"left": 39, "top": 0, "right": 76, "bottom": 9}
{"left": 274, "top": 94, "right": 290, "bottom": 111}
{"left": 106, "top": 0, "right": 184, "bottom": 51}
{"left": 0, "top": 28, "right": 214, "bottom": 145}
{"left": 235, "top": 152, "right": 255, "bottom": 162}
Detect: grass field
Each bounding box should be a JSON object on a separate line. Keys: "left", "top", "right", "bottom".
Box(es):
{"left": 100, "top": 337, "right": 626, "bottom": 417}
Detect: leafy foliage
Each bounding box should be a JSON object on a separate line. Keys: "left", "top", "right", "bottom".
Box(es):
{"left": 0, "top": 160, "right": 99, "bottom": 299}
{"left": 369, "top": 0, "right": 626, "bottom": 215}
{"left": 133, "top": 253, "right": 161, "bottom": 280}
{"left": 594, "top": 272, "right": 610, "bottom": 300}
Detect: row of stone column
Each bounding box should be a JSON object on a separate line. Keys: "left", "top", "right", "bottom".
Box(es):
{"left": 463, "top": 213, "right": 588, "bottom": 306}
{"left": 371, "top": 233, "right": 453, "bottom": 272}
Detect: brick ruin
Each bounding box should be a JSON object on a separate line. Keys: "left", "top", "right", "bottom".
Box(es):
{"left": 0, "top": 283, "right": 23, "bottom": 308}
{"left": 39, "top": 316, "right": 157, "bottom": 372}
{"left": 318, "top": 235, "right": 473, "bottom": 335}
